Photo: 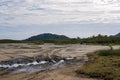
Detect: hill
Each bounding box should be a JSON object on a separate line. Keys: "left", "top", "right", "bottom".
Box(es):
{"left": 25, "top": 33, "right": 69, "bottom": 41}
{"left": 115, "top": 33, "right": 120, "bottom": 37}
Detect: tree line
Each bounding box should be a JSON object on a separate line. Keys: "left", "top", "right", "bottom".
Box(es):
{"left": 0, "top": 34, "right": 120, "bottom": 45}
{"left": 34, "top": 34, "right": 120, "bottom": 45}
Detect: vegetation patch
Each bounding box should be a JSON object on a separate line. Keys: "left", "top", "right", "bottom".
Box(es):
{"left": 0, "top": 39, "right": 23, "bottom": 43}
{"left": 76, "top": 49, "right": 120, "bottom": 80}
{"left": 32, "top": 35, "right": 120, "bottom": 45}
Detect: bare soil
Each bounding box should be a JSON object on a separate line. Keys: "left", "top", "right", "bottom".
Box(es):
{"left": 0, "top": 43, "right": 119, "bottom": 80}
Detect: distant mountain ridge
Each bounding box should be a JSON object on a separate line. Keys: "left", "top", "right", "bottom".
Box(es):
{"left": 25, "top": 33, "right": 69, "bottom": 41}
{"left": 115, "top": 33, "right": 120, "bottom": 37}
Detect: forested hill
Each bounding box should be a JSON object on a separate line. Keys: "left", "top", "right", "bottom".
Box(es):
{"left": 115, "top": 33, "right": 120, "bottom": 37}
{"left": 0, "top": 33, "right": 120, "bottom": 44}
{"left": 25, "top": 33, "right": 69, "bottom": 41}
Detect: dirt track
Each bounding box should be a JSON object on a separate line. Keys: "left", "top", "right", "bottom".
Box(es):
{"left": 0, "top": 43, "right": 120, "bottom": 80}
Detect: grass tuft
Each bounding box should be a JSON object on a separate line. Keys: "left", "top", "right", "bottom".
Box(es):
{"left": 76, "top": 49, "right": 120, "bottom": 80}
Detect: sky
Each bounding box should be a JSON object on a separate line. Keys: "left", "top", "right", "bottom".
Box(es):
{"left": 0, "top": 0, "right": 120, "bottom": 40}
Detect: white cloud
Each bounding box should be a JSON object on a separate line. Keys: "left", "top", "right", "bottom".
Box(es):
{"left": 0, "top": 0, "right": 120, "bottom": 25}
{"left": 26, "top": 0, "right": 34, "bottom": 3}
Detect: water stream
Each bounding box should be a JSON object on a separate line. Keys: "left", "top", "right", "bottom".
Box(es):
{"left": 0, "top": 56, "right": 84, "bottom": 73}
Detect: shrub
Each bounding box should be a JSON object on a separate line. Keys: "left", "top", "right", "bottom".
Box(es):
{"left": 77, "top": 49, "right": 120, "bottom": 80}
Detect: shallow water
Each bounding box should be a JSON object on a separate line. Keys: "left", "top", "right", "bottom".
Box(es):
{"left": 0, "top": 56, "right": 84, "bottom": 73}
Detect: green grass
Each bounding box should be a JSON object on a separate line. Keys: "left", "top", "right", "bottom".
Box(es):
{"left": 76, "top": 49, "right": 120, "bottom": 80}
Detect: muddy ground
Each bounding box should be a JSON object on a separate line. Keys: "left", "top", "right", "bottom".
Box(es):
{"left": 0, "top": 43, "right": 120, "bottom": 80}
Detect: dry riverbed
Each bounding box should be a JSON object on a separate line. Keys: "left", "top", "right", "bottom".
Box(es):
{"left": 0, "top": 43, "right": 120, "bottom": 80}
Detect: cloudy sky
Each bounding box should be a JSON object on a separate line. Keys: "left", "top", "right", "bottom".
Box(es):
{"left": 0, "top": 0, "right": 120, "bottom": 39}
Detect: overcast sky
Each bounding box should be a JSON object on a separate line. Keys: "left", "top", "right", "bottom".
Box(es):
{"left": 0, "top": 0, "right": 120, "bottom": 40}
